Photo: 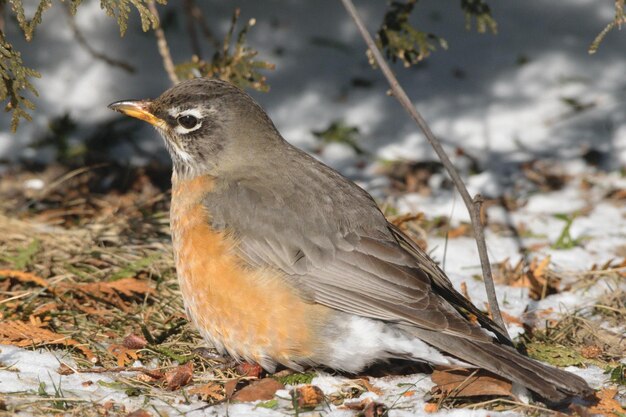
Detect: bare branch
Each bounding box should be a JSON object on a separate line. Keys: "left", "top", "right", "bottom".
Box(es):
{"left": 64, "top": 5, "right": 135, "bottom": 73}
{"left": 184, "top": 0, "right": 221, "bottom": 50}
{"left": 182, "top": 0, "right": 202, "bottom": 58}
{"left": 340, "top": 0, "right": 510, "bottom": 339}
{"left": 147, "top": 1, "right": 179, "bottom": 85}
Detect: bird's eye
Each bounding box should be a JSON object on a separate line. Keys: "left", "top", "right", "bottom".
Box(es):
{"left": 177, "top": 115, "right": 199, "bottom": 129}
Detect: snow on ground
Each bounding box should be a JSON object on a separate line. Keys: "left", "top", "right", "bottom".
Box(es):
{"left": 1, "top": 0, "right": 625, "bottom": 416}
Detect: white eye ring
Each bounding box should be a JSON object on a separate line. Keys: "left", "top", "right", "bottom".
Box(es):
{"left": 173, "top": 108, "right": 203, "bottom": 134}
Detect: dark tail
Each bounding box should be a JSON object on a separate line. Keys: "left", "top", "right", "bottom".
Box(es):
{"left": 410, "top": 328, "right": 593, "bottom": 403}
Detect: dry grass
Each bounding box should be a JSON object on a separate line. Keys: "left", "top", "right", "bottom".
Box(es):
{"left": 0, "top": 164, "right": 624, "bottom": 416}
{"left": 0, "top": 165, "right": 245, "bottom": 415}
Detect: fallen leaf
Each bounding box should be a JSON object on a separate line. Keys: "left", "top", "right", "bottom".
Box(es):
{"left": 606, "top": 188, "right": 626, "bottom": 201}
{"left": 424, "top": 403, "right": 439, "bottom": 413}
{"left": 189, "top": 383, "right": 225, "bottom": 402}
{"left": 588, "top": 388, "right": 626, "bottom": 416}
{"left": 430, "top": 368, "right": 513, "bottom": 398}
{"left": 231, "top": 378, "right": 284, "bottom": 402}
{"left": 236, "top": 362, "right": 263, "bottom": 378}
{"left": 106, "top": 278, "right": 155, "bottom": 297}
{"left": 447, "top": 224, "right": 469, "bottom": 239}
{"left": 125, "top": 410, "right": 152, "bottom": 417}
{"left": 493, "top": 256, "right": 559, "bottom": 300}
{"left": 343, "top": 398, "right": 387, "bottom": 416}
{"left": 53, "top": 277, "right": 154, "bottom": 312}
{"left": 107, "top": 344, "right": 139, "bottom": 367}
{"left": 0, "top": 270, "right": 48, "bottom": 288}
{"left": 500, "top": 311, "right": 523, "bottom": 326}
{"left": 139, "top": 368, "right": 164, "bottom": 380}
{"left": 354, "top": 378, "right": 383, "bottom": 395}
{"left": 224, "top": 379, "right": 239, "bottom": 399}
{"left": 57, "top": 363, "right": 74, "bottom": 375}
{"left": 30, "top": 302, "right": 58, "bottom": 317}
{"left": 460, "top": 281, "right": 471, "bottom": 302}
{"left": 165, "top": 362, "right": 193, "bottom": 390}
{"left": 0, "top": 320, "right": 96, "bottom": 362}
{"left": 291, "top": 385, "right": 324, "bottom": 409}
{"left": 343, "top": 397, "right": 373, "bottom": 410}
{"left": 580, "top": 345, "right": 603, "bottom": 359}
{"left": 123, "top": 334, "right": 148, "bottom": 350}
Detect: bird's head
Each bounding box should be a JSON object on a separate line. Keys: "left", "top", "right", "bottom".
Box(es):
{"left": 109, "top": 78, "right": 280, "bottom": 179}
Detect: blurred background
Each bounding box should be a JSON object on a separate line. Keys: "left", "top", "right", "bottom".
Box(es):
{"left": 2, "top": 0, "right": 624, "bottom": 184}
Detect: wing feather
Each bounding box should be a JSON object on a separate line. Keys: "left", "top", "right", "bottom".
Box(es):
{"left": 202, "top": 152, "right": 505, "bottom": 343}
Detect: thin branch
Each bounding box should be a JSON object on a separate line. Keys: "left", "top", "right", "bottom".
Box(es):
{"left": 182, "top": 0, "right": 202, "bottom": 58}
{"left": 148, "top": 1, "right": 179, "bottom": 85}
{"left": 340, "top": 0, "right": 510, "bottom": 339}
{"left": 64, "top": 5, "right": 135, "bottom": 73}
{"left": 184, "top": 0, "right": 221, "bottom": 50}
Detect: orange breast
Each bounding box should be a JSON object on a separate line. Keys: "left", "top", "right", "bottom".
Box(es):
{"left": 170, "top": 175, "right": 328, "bottom": 368}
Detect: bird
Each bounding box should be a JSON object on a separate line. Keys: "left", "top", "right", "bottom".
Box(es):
{"left": 109, "top": 78, "right": 591, "bottom": 403}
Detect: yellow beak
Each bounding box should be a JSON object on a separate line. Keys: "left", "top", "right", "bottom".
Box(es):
{"left": 108, "top": 100, "right": 166, "bottom": 128}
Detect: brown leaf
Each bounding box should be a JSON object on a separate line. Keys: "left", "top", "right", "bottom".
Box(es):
{"left": 581, "top": 345, "right": 603, "bottom": 359}
{"left": 54, "top": 278, "right": 155, "bottom": 312}
{"left": 343, "top": 398, "right": 387, "bottom": 416}
{"left": 460, "top": 281, "right": 471, "bottom": 302}
{"left": 165, "top": 362, "right": 194, "bottom": 391}
{"left": 500, "top": 311, "right": 523, "bottom": 326}
{"left": 139, "top": 368, "right": 164, "bottom": 380}
{"left": 362, "top": 401, "right": 388, "bottom": 417}
{"left": 125, "top": 410, "right": 152, "bottom": 417}
{"left": 107, "top": 344, "right": 140, "bottom": 367}
{"left": 189, "top": 383, "right": 225, "bottom": 402}
{"left": 424, "top": 403, "right": 439, "bottom": 413}
{"left": 106, "top": 278, "right": 155, "bottom": 297}
{"left": 291, "top": 385, "right": 324, "bottom": 409}
{"left": 0, "top": 320, "right": 96, "bottom": 362}
{"left": 31, "top": 302, "right": 58, "bottom": 317}
{"left": 231, "top": 378, "right": 284, "bottom": 402}
{"left": 123, "top": 334, "right": 148, "bottom": 350}
{"left": 447, "top": 224, "right": 470, "bottom": 239}
{"left": 0, "top": 270, "right": 48, "bottom": 288}
{"left": 588, "top": 388, "right": 626, "bottom": 416}
{"left": 354, "top": 378, "right": 383, "bottom": 396}
{"left": 224, "top": 379, "right": 239, "bottom": 399}
{"left": 606, "top": 188, "right": 626, "bottom": 201}
{"left": 430, "top": 368, "right": 513, "bottom": 398}
{"left": 493, "top": 257, "right": 559, "bottom": 300}
{"left": 57, "top": 363, "right": 75, "bottom": 375}
{"left": 236, "top": 362, "right": 263, "bottom": 378}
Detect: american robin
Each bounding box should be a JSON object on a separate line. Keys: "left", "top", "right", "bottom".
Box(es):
{"left": 109, "top": 78, "right": 591, "bottom": 402}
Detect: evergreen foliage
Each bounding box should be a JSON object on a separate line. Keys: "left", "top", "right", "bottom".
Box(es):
{"left": 0, "top": 31, "right": 39, "bottom": 132}
{"left": 2, "top": 0, "right": 165, "bottom": 132}
{"left": 376, "top": 0, "right": 448, "bottom": 67}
